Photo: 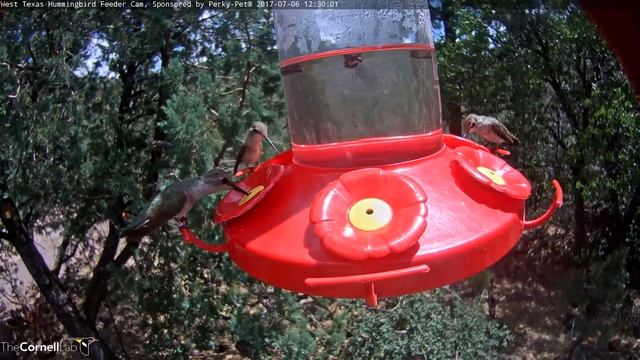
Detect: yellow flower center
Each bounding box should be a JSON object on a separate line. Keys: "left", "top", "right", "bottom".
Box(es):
{"left": 348, "top": 198, "right": 393, "bottom": 231}
{"left": 239, "top": 185, "right": 265, "bottom": 206}
{"left": 477, "top": 166, "right": 505, "bottom": 185}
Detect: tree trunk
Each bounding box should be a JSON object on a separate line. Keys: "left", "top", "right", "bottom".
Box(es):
{"left": 441, "top": 0, "right": 456, "bottom": 45}
{"left": 145, "top": 29, "right": 171, "bottom": 199}
{"left": 570, "top": 166, "right": 587, "bottom": 256}
{"left": 83, "top": 221, "right": 121, "bottom": 327}
{"left": 488, "top": 279, "right": 496, "bottom": 319}
{"left": 440, "top": 1, "right": 462, "bottom": 135}
{"left": 444, "top": 101, "right": 463, "bottom": 136}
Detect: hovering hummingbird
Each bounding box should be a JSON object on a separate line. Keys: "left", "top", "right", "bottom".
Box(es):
{"left": 233, "top": 121, "right": 279, "bottom": 175}
{"left": 119, "top": 168, "right": 249, "bottom": 241}
{"left": 462, "top": 114, "right": 520, "bottom": 146}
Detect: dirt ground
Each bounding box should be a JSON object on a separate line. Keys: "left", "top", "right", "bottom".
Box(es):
{"left": 489, "top": 236, "right": 640, "bottom": 360}
{"left": 494, "top": 277, "right": 639, "bottom": 359}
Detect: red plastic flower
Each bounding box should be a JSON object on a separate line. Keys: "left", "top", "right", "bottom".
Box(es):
{"left": 214, "top": 164, "right": 285, "bottom": 223}
{"left": 454, "top": 146, "right": 531, "bottom": 200}
{"left": 309, "top": 168, "right": 428, "bottom": 261}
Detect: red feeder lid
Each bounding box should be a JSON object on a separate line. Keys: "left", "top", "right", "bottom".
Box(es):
{"left": 214, "top": 163, "right": 285, "bottom": 223}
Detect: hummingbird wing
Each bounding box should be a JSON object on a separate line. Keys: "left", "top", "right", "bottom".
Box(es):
{"left": 233, "top": 143, "right": 248, "bottom": 174}
{"left": 491, "top": 121, "right": 520, "bottom": 145}
{"left": 120, "top": 188, "right": 188, "bottom": 240}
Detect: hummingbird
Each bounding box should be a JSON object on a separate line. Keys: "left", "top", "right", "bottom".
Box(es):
{"left": 233, "top": 121, "right": 279, "bottom": 175}
{"left": 119, "top": 168, "right": 249, "bottom": 241}
{"left": 462, "top": 114, "right": 520, "bottom": 146}
{"left": 343, "top": 53, "right": 363, "bottom": 68}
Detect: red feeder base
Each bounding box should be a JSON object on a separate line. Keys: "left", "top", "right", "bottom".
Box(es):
{"left": 208, "top": 134, "right": 562, "bottom": 306}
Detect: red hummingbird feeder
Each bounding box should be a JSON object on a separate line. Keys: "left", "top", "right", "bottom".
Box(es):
{"left": 182, "top": 8, "right": 563, "bottom": 307}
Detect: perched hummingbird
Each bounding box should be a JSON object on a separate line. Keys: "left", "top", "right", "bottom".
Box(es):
{"left": 119, "top": 168, "right": 249, "bottom": 241}
{"left": 462, "top": 114, "right": 520, "bottom": 146}
{"left": 233, "top": 121, "right": 279, "bottom": 174}
{"left": 343, "top": 53, "right": 363, "bottom": 68}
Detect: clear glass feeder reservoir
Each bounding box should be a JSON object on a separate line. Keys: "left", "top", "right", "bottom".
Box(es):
{"left": 275, "top": 8, "right": 443, "bottom": 167}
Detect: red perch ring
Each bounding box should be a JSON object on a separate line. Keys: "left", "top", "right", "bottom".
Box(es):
{"left": 309, "top": 168, "right": 428, "bottom": 261}
{"left": 454, "top": 146, "right": 532, "bottom": 200}
{"left": 214, "top": 164, "right": 285, "bottom": 223}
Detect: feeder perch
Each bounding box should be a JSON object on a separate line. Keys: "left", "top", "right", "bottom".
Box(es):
{"left": 180, "top": 8, "right": 562, "bottom": 306}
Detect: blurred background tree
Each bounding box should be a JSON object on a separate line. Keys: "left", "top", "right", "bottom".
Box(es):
{"left": 1, "top": 1, "right": 638, "bottom": 358}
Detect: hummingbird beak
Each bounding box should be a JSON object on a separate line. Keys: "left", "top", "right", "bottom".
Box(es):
{"left": 225, "top": 179, "right": 250, "bottom": 195}
{"left": 263, "top": 134, "right": 279, "bottom": 153}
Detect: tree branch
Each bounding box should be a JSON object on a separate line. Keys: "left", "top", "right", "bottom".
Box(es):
{"left": 1, "top": 197, "right": 115, "bottom": 359}
{"left": 622, "top": 186, "right": 640, "bottom": 232}
{"left": 114, "top": 241, "right": 139, "bottom": 268}
{"left": 186, "top": 62, "right": 213, "bottom": 70}
{"left": 83, "top": 221, "right": 121, "bottom": 327}
{"left": 213, "top": 61, "right": 256, "bottom": 168}
{"left": 242, "top": 18, "right": 253, "bottom": 52}
{"left": 213, "top": 139, "right": 231, "bottom": 168}
{"left": 144, "top": 29, "right": 171, "bottom": 200}
{"left": 542, "top": 120, "right": 568, "bottom": 151}
{"left": 238, "top": 62, "right": 257, "bottom": 110}
{"left": 106, "top": 301, "right": 131, "bottom": 360}
{"left": 220, "top": 87, "right": 244, "bottom": 96}
{"left": 115, "top": 61, "right": 138, "bottom": 148}
{"left": 528, "top": 26, "right": 581, "bottom": 132}
{"left": 52, "top": 233, "right": 73, "bottom": 276}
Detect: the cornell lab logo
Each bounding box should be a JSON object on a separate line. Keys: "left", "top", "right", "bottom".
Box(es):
{"left": 72, "top": 337, "right": 98, "bottom": 357}
{"left": 0, "top": 337, "right": 98, "bottom": 357}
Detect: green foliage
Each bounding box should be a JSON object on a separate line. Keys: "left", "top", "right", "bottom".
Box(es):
{"left": 224, "top": 288, "right": 511, "bottom": 359}
{"left": 346, "top": 292, "right": 512, "bottom": 359}
{"left": 229, "top": 288, "right": 318, "bottom": 359}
